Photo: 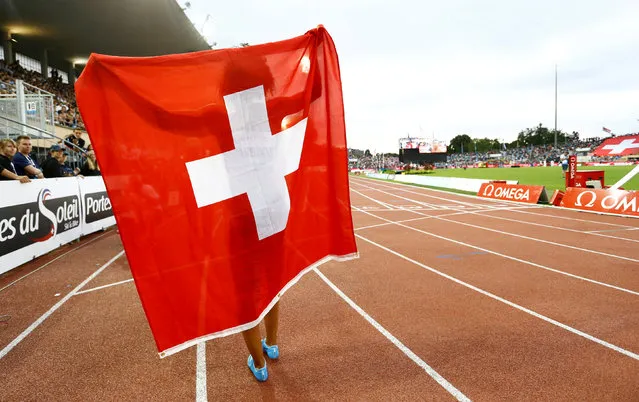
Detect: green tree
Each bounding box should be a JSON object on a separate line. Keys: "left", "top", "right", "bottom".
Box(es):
{"left": 348, "top": 148, "right": 364, "bottom": 158}
{"left": 448, "top": 134, "right": 473, "bottom": 154}
{"left": 475, "top": 138, "right": 498, "bottom": 153}
{"left": 517, "top": 124, "right": 569, "bottom": 146}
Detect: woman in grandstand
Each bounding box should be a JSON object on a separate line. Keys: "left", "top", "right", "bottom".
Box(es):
{"left": 80, "top": 150, "right": 101, "bottom": 176}
{"left": 0, "top": 138, "right": 31, "bottom": 183}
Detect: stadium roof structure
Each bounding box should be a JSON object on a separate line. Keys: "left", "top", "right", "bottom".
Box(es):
{"left": 0, "top": 0, "right": 210, "bottom": 74}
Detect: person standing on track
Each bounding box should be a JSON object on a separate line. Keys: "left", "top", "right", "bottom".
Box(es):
{"left": 242, "top": 302, "right": 280, "bottom": 382}
{"left": 560, "top": 151, "right": 569, "bottom": 178}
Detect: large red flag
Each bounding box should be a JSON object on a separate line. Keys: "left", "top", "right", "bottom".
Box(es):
{"left": 75, "top": 26, "right": 358, "bottom": 357}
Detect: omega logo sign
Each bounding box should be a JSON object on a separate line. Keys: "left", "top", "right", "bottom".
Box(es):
{"left": 573, "top": 190, "right": 638, "bottom": 213}
{"left": 481, "top": 184, "right": 531, "bottom": 201}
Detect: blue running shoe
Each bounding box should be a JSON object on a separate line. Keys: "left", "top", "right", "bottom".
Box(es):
{"left": 247, "top": 355, "right": 268, "bottom": 382}
{"left": 261, "top": 338, "right": 279, "bottom": 359}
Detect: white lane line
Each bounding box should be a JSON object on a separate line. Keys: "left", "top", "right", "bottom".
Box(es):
{"left": 0, "top": 250, "right": 125, "bottom": 360}
{"left": 504, "top": 208, "right": 639, "bottom": 228}
{"left": 353, "top": 185, "right": 639, "bottom": 263}
{"left": 196, "top": 342, "right": 207, "bottom": 402}
{"left": 74, "top": 278, "right": 134, "bottom": 296}
{"left": 425, "top": 213, "right": 639, "bottom": 263}
{"left": 351, "top": 177, "right": 638, "bottom": 228}
{"left": 355, "top": 234, "right": 639, "bottom": 361}
{"left": 587, "top": 227, "right": 639, "bottom": 233}
{"left": 0, "top": 230, "right": 115, "bottom": 293}
{"left": 353, "top": 204, "right": 545, "bottom": 232}
{"left": 350, "top": 178, "right": 500, "bottom": 209}
{"left": 356, "top": 216, "right": 433, "bottom": 231}
{"left": 351, "top": 204, "right": 639, "bottom": 296}
{"left": 351, "top": 189, "right": 394, "bottom": 209}
{"left": 355, "top": 179, "right": 639, "bottom": 243}
{"left": 314, "top": 268, "right": 470, "bottom": 401}
{"left": 353, "top": 208, "right": 434, "bottom": 212}
{"left": 469, "top": 209, "right": 639, "bottom": 244}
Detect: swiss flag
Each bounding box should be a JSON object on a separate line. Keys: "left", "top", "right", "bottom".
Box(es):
{"left": 592, "top": 134, "right": 639, "bottom": 156}
{"left": 75, "top": 26, "right": 358, "bottom": 357}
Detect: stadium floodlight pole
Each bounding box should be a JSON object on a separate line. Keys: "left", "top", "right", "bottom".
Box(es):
{"left": 554, "top": 64, "right": 558, "bottom": 148}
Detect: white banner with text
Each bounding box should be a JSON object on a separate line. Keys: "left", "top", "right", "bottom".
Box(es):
{"left": 0, "top": 177, "right": 115, "bottom": 275}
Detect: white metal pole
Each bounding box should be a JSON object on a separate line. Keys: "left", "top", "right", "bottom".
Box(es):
{"left": 609, "top": 164, "right": 639, "bottom": 190}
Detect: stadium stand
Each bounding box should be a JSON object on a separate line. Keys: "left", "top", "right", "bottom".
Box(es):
{"left": 0, "top": 0, "right": 211, "bottom": 171}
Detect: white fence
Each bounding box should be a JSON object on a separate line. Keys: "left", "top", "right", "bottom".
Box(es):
{"left": 0, "top": 177, "right": 115, "bottom": 275}
{"left": 365, "top": 173, "right": 518, "bottom": 193}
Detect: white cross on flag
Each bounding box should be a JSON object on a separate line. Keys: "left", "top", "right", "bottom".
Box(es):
{"left": 593, "top": 134, "right": 639, "bottom": 156}
{"left": 75, "top": 26, "right": 358, "bottom": 357}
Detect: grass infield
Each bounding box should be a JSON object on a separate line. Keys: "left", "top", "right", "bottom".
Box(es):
{"left": 396, "top": 165, "right": 639, "bottom": 193}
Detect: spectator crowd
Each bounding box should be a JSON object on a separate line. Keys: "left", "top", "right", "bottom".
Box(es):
{"left": 445, "top": 136, "right": 635, "bottom": 168}
{"left": 0, "top": 134, "right": 100, "bottom": 183}
{"left": 349, "top": 134, "right": 639, "bottom": 172}
{"left": 0, "top": 59, "right": 83, "bottom": 129}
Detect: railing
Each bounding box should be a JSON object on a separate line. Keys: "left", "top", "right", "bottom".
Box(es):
{"left": 0, "top": 114, "right": 86, "bottom": 170}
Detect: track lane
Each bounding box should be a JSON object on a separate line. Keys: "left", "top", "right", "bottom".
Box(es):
{"left": 350, "top": 185, "right": 639, "bottom": 291}
{"left": 352, "top": 180, "right": 639, "bottom": 261}
{"left": 0, "top": 233, "right": 124, "bottom": 351}
{"left": 319, "top": 238, "right": 639, "bottom": 401}
{"left": 354, "top": 221, "right": 639, "bottom": 352}
{"left": 352, "top": 177, "right": 639, "bottom": 229}
{"left": 1, "top": 239, "right": 464, "bottom": 400}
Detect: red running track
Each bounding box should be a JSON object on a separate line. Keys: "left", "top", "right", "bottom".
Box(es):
{"left": 0, "top": 176, "right": 638, "bottom": 400}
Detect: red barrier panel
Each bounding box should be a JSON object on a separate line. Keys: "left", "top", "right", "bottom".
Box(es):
{"left": 477, "top": 182, "right": 548, "bottom": 204}
{"left": 550, "top": 189, "right": 565, "bottom": 206}
{"left": 560, "top": 188, "right": 639, "bottom": 217}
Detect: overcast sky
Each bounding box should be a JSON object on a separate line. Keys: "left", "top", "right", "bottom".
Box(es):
{"left": 179, "top": 0, "right": 639, "bottom": 153}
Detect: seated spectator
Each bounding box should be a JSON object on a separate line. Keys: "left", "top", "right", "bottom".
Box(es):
{"left": 60, "top": 151, "right": 81, "bottom": 177}
{"left": 41, "top": 144, "right": 65, "bottom": 178}
{"left": 64, "top": 129, "right": 86, "bottom": 151}
{"left": 0, "top": 138, "right": 31, "bottom": 183}
{"left": 0, "top": 58, "right": 85, "bottom": 129}
{"left": 80, "top": 150, "right": 101, "bottom": 176}
{"left": 13, "top": 135, "right": 44, "bottom": 179}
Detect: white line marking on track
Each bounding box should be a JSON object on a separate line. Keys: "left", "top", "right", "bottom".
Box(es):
{"left": 354, "top": 205, "right": 553, "bottom": 232}
{"left": 350, "top": 179, "right": 499, "bottom": 209}
{"left": 354, "top": 180, "right": 639, "bottom": 243}
{"left": 356, "top": 216, "right": 433, "bottom": 231}
{"left": 587, "top": 227, "right": 639, "bottom": 234}
{"left": 0, "top": 250, "right": 125, "bottom": 360}
{"left": 468, "top": 208, "right": 639, "bottom": 244}
{"left": 357, "top": 193, "right": 394, "bottom": 210}
{"left": 351, "top": 204, "right": 639, "bottom": 296}
{"left": 354, "top": 234, "right": 639, "bottom": 361}
{"left": 351, "top": 177, "right": 638, "bottom": 228}
{"left": 314, "top": 268, "right": 470, "bottom": 401}
{"left": 0, "top": 230, "right": 115, "bottom": 294}
{"left": 353, "top": 184, "right": 639, "bottom": 263}
{"left": 196, "top": 342, "right": 207, "bottom": 402}
{"left": 503, "top": 208, "right": 639, "bottom": 228}
{"left": 74, "top": 278, "right": 134, "bottom": 296}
